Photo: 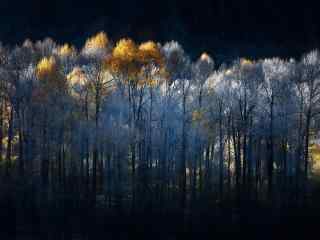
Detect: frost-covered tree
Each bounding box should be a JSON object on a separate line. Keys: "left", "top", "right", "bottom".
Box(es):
{"left": 0, "top": 32, "right": 319, "bottom": 237}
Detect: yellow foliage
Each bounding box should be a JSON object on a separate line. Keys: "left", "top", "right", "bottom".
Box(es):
{"left": 36, "top": 56, "right": 66, "bottom": 95}
{"left": 138, "top": 41, "right": 158, "bottom": 52}
{"left": 148, "top": 79, "right": 158, "bottom": 87}
{"left": 106, "top": 38, "right": 141, "bottom": 79}
{"left": 310, "top": 144, "right": 320, "bottom": 173}
{"left": 112, "top": 38, "right": 138, "bottom": 62}
{"left": 137, "top": 78, "right": 158, "bottom": 88}
{"left": 137, "top": 41, "right": 165, "bottom": 87}
{"left": 105, "top": 56, "right": 122, "bottom": 73}
{"left": 106, "top": 39, "right": 166, "bottom": 88}
{"left": 240, "top": 58, "right": 253, "bottom": 66}
{"left": 138, "top": 41, "right": 163, "bottom": 66}
{"left": 58, "top": 43, "right": 75, "bottom": 57}
{"left": 36, "top": 56, "right": 57, "bottom": 80}
{"left": 84, "top": 32, "right": 109, "bottom": 50}
{"left": 106, "top": 55, "right": 141, "bottom": 78}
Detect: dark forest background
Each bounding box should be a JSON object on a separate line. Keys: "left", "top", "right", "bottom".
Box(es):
{"left": 0, "top": 0, "right": 319, "bottom": 59}
{"left": 1, "top": 1, "right": 320, "bottom": 239}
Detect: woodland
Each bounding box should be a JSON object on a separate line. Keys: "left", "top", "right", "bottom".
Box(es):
{"left": 0, "top": 32, "right": 319, "bottom": 239}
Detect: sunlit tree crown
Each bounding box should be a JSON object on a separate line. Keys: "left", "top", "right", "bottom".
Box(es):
{"left": 105, "top": 38, "right": 141, "bottom": 78}
{"left": 67, "top": 67, "right": 87, "bottom": 86}
{"left": 84, "top": 32, "right": 109, "bottom": 51}
{"left": 200, "top": 52, "right": 213, "bottom": 63}
{"left": 36, "top": 56, "right": 57, "bottom": 79}
{"left": 138, "top": 41, "right": 163, "bottom": 66}
{"left": 240, "top": 58, "right": 253, "bottom": 66}
{"left": 112, "top": 38, "right": 138, "bottom": 62}
{"left": 36, "top": 56, "right": 66, "bottom": 95}
{"left": 58, "top": 43, "right": 76, "bottom": 57}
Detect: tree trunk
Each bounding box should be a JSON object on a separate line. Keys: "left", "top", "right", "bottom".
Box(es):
{"left": 0, "top": 101, "right": 4, "bottom": 168}
{"left": 17, "top": 104, "right": 24, "bottom": 177}
{"left": 303, "top": 108, "right": 312, "bottom": 194}
{"left": 180, "top": 91, "right": 187, "bottom": 210}
{"left": 219, "top": 102, "right": 224, "bottom": 198}
{"left": 267, "top": 96, "right": 274, "bottom": 199}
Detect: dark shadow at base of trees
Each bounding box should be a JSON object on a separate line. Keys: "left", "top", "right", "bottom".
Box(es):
{"left": 1, "top": 190, "right": 320, "bottom": 240}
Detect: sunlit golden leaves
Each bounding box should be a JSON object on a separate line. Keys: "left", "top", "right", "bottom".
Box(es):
{"left": 138, "top": 41, "right": 166, "bottom": 88}
{"left": 113, "top": 38, "right": 138, "bottom": 62}
{"left": 36, "top": 56, "right": 57, "bottom": 80}
{"left": 84, "top": 32, "right": 109, "bottom": 51}
{"left": 36, "top": 56, "right": 66, "bottom": 97}
{"left": 106, "top": 38, "right": 141, "bottom": 79}
{"left": 58, "top": 43, "right": 76, "bottom": 57}
{"left": 104, "top": 38, "right": 167, "bottom": 89}
{"left": 138, "top": 41, "right": 163, "bottom": 66}
{"left": 310, "top": 144, "right": 320, "bottom": 173}
{"left": 240, "top": 58, "right": 253, "bottom": 67}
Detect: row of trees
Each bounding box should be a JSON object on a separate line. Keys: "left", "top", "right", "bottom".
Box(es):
{"left": 0, "top": 32, "right": 319, "bottom": 233}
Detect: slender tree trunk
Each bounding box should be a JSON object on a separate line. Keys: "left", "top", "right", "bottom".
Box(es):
{"left": 219, "top": 102, "right": 224, "bottom": 198}
{"left": 296, "top": 94, "right": 304, "bottom": 199}
{"left": 17, "top": 104, "right": 24, "bottom": 177}
{"left": 0, "top": 101, "right": 4, "bottom": 168}
{"left": 304, "top": 107, "right": 312, "bottom": 194}
{"left": 92, "top": 88, "right": 100, "bottom": 206}
{"left": 232, "top": 119, "right": 241, "bottom": 200}
{"left": 41, "top": 109, "right": 49, "bottom": 200}
{"left": 116, "top": 148, "right": 122, "bottom": 212}
{"left": 268, "top": 96, "right": 274, "bottom": 199}
{"left": 256, "top": 137, "right": 262, "bottom": 200}
{"left": 204, "top": 146, "right": 210, "bottom": 191}
{"left": 180, "top": 90, "right": 187, "bottom": 210}
{"left": 227, "top": 132, "right": 232, "bottom": 195}
{"left": 5, "top": 105, "right": 13, "bottom": 177}
{"left": 242, "top": 128, "right": 247, "bottom": 189}
{"left": 247, "top": 116, "right": 253, "bottom": 199}
{"left": 85, "top": 92, "right": 90, "bottom": 197}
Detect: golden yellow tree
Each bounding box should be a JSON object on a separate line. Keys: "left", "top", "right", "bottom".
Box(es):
{"left": 35, "top": 56, "right": 67, "bottom": 99}
{"left": 240, "top": 58, "right": 253, "bottom": 67}
{"left": 35, "top": 56, "right": 67, "bottom": 193}
{"left": 137, "top": 41, "right": 165, "bottom": 87}
{"left": 36, "top": 56, "right": 57, "bottom": 79}
{"left": 58, "top": 43, "right": 76, "bottom": 57}
{"left": 138, "top": 41, "right": 163, "bottom": 66}
{"left": 106, "top": 39, "right": 165, "bottom": 87}
{"left": 106, "top": 38, "right": 141, "bottom": 83}
{"left": 83, "top": 32, "right": 109, "bottom": 56}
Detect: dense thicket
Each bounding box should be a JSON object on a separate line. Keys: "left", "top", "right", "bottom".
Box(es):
{"left": 0, "top": 32, "right": 320, "bottom": 239}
